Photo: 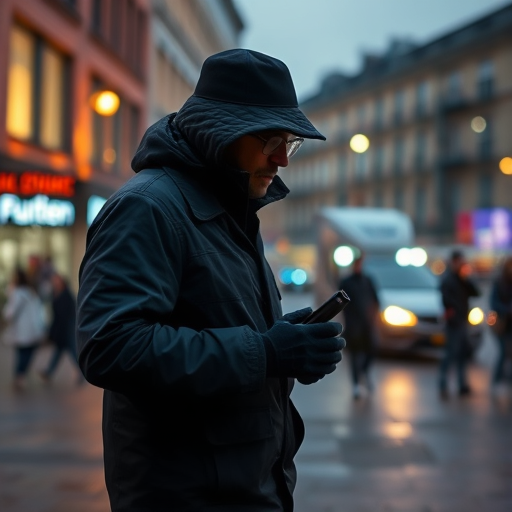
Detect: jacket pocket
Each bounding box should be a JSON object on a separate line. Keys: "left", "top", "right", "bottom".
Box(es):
{"left": 205, "top": 408, "right": 279, "bottom": 496}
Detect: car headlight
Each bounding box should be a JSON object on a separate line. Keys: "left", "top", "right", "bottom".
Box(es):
{"left": 468, "top": 307, "right": 484, "bottom": 325}
{"left": 382, "top": 306, "right": 418, "bottom": 327}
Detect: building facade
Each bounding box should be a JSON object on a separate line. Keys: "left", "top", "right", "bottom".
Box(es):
{"left": 0, "top": 0, "right": 243, "bottom": 295}
{"left": 149, "top": 0, "right": 243, "bottom": 125}
{"left": 263, "top": 4, "right": 512, "bottom": 263}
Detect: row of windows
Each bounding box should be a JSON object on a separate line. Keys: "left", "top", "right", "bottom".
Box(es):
{"left": 6, "top": 24, "right": 140, "bottom": 174}
{"left": 322, "top": 59, "right": 495, "bottom": 136}
{"left": 290, "top": 120, "right": 494, "bottom": 190}
{"left": 285, "top": 173, "right": 494, "bottom": 233}
{"left": 91, "top": 0, "right": 147, "bottom": 77}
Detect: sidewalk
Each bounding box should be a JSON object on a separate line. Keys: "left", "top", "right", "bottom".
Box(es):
{"left": 0, "top": 344, "right": 110, "bottom": 512}
{"left": 1, "top": 335, "right": 511, "bottom": 512}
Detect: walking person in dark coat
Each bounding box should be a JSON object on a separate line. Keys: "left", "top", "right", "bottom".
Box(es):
{"left": 489, "top": 256, "right": 512, "bottom": 391}
{"left": 40, "top": 273, "right": 83, "bottom": 385}
{"left": 77, "top": 49, "right": 346, "bottom": 512}
{"left": 339, "top": 254, "right": 380, "bottom": 399}
{"left": 439, "top": 250, "right": 480, "bottom": 398}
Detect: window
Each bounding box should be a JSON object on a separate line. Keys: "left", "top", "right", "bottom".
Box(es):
{"left": 374, "top": 144, "right": 384, "bottom": 178}
{"left": 393, "top": 137, "right": 405, "bottom": 175}
{"left": 415, "top": 81, "right": 428, "bottom": 117}
{"left": 477, "top": 60, "right": 494, "bottom": 100}
{"left": 357, "top": 104, "right": 366, "bottom": 130}
{"left": 415, "top": 186, "right": 426, "bottom": 227}
{"left": 394, "top": 185, "right": 404, "bottom": 210}
{"left": 91, "top": 0, "right": 103, "bottom": 34}
{"left": 337, "top": 112, "right": 347, "bottom": 137}
{"left": 374, "top": 189, "right": 384, "bottom": 207}
{"left": 6, "top": 25, "right": 69, "bottom": 150}
{"left": 478, "top": 173, "right": 493, "bottom": 208}
{"left": 393, "top": 90, "right": 405, "bottom": 125}
{"left": 374, "top": 97, "right": 384, "bottom": 130}
{"left": 478, "top": 117, "right": 492, "bottom": 160}
{"left": 450, "top": 181, "right": 462, "bottom": 217}
{"left": 355, "top": 153, "right": 367, "bottom": 181}
{"left": 447, "top": 72, "right": 462, "bottom": 103}
{"left": 415, "top": 131, "right": 427, "bottom": 171}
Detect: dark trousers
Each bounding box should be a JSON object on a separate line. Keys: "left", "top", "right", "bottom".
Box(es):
{"left": 439, "top": 324, "right": 469, "bottom": 390}
{"left": 44, "top": 341, "right": 80, "bottom": 376}
{"left": 493, "top": 330, "right": 512, "bottom": 384}
{"left": 14, "top": 344, "right": 38, "bottom": 377}
{"left": 349, "top": 350, "right": 373, "bottom": 386}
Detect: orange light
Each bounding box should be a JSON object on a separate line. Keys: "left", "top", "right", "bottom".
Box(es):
{"left": 499, "top": 157, "right": 512, "bottom": 175}
{"left": 487, "top": 311, "right": 498, "bottom": 326}
{"left": 90, "top": 90, "right": 120, "bottom": 116}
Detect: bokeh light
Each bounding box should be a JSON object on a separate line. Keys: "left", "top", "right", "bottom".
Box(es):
{"left": 333, "top": 245, "right": 354, "bottom": 267}
{"left": 349, "top": 134, "right": 370, "bottom": 153}
{"left": 90, "top": 90, "right": 120, "bottom": 116}
{"left": 470, "top": 116, "right": 486, "bottom": 133}
{"left": 499, "top": 157, "right": 512, "bottom": 175}
{"left": 468, "top": 307, "right": 484, "bottom": 325}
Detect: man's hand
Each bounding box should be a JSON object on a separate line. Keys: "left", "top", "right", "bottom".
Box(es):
{"left": 262, "top": 310, "right": 345, "bottom": 384}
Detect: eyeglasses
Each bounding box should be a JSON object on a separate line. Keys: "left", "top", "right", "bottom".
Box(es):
{"left": 251, "top": 134, "right": 304, "bottom": 158}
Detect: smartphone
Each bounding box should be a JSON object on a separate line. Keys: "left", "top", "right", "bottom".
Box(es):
{"left": 302, "top": 290, "right": 351, "bottom": 324}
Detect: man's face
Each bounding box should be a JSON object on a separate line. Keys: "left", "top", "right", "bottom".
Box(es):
{"left": 223, "top": 131, "right": 293, "bottom": 198}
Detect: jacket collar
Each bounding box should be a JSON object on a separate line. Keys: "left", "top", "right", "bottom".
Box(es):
{"left": 164, "top": 166, "right": 289, "bottom": 222}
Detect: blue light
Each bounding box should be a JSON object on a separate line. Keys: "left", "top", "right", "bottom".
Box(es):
{"left": 291, "top": 268, "right": 307, "bottom": 286}
{"left": 279, "top": 268, "right": 294, "bottom": 285}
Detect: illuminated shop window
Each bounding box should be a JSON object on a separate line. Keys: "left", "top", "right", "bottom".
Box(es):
{"left": 6, "top": 24, "right": 69, "bottom": 151}
{"left": 6, "top": 25, "right": 34, "bottom": 140}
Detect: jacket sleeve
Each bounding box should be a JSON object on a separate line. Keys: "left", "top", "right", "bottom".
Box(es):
{"left": 2, "top": 289, "right": 22, "bottom": 322}
{"left": 76, "top": 190, "right": 266, "bottom": 397}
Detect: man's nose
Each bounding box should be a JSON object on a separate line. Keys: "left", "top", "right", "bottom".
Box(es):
{"left": 269, "top": 141, "right": 289, "bottom": 167}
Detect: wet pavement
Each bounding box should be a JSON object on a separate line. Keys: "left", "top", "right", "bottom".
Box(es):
{"left": 0, "top": 291, "right": 511, "bottom": 512}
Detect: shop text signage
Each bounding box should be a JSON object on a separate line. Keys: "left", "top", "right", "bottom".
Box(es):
{"left": 0, "top": 171, "right": 75, "bottom": 197}
{"left": 0, "top": 194, "right": 75, "bottom": 226}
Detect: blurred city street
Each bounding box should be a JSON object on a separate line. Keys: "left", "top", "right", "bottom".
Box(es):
{"left": 0, "top": 290, "right": 510, "bottom": 512}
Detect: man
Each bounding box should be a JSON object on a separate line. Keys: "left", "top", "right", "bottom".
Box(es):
{"left": 77, "top": 49, "right": 345, "bottom": 512}
{"left": 439, "top": 250, "right": 480, "bottom": 398}
{"left": 339, "top": 254, "right": 380, "bottom": 399}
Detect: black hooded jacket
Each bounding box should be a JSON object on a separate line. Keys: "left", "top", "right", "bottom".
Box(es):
{"left": 77, "top": 108, "right": 304, "bottom": 512}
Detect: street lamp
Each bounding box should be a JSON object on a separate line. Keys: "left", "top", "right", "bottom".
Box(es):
{"left": 90, "top": 90, "right": 120, "bottom": 116}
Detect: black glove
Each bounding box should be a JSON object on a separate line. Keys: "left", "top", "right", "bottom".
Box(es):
{"left": 262, "top": 308, "right": 345, "bottom": 385}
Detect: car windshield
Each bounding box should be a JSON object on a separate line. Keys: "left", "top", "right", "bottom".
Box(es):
{"left": 364, "top": 257, "right": 439, "bottom": 290}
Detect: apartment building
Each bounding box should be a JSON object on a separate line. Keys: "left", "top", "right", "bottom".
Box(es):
{"left": 265, "top": 4, "right": 512, "bottom": 255}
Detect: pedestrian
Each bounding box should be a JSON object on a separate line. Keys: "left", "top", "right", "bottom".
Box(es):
{"left": 339, "top": 254, "right": 380, "bottom": 399}
{"left": 439, "top": 250, "right": 480, "bottom": 398}
{"left": 77, "top": 49, "right": 346, "bottom": 512}
{"left": 489, "top": 256, "right": 512, "bottom": 391}
{"left": 40, "top": 273, "right": 83, "bottom": 385}
{"left": 1, "top": 267, "right": 46, "bottom": 391}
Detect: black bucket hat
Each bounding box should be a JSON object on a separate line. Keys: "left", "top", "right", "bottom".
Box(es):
{"left": 181, "top": 49, "right": 325, "bottom": 141}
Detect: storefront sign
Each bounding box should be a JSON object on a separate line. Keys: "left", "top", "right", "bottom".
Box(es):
{"left": 456, "top": 208, "right": 512, "bottom": 250}
{"left": 0, "top": 194, "right": 75, "bottom": 226}
{"left": 0, "top": 171, "right": 75, "bottom": 197}
{"left": 87, "top": 195, "right": 107, "bottom": 226}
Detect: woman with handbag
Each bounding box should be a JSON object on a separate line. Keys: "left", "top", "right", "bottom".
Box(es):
{"left": 489, "top": 256, "right": 512, "bottom": 390}
{"left": 2, "top": 267, "right": 47, "bottom": 391}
